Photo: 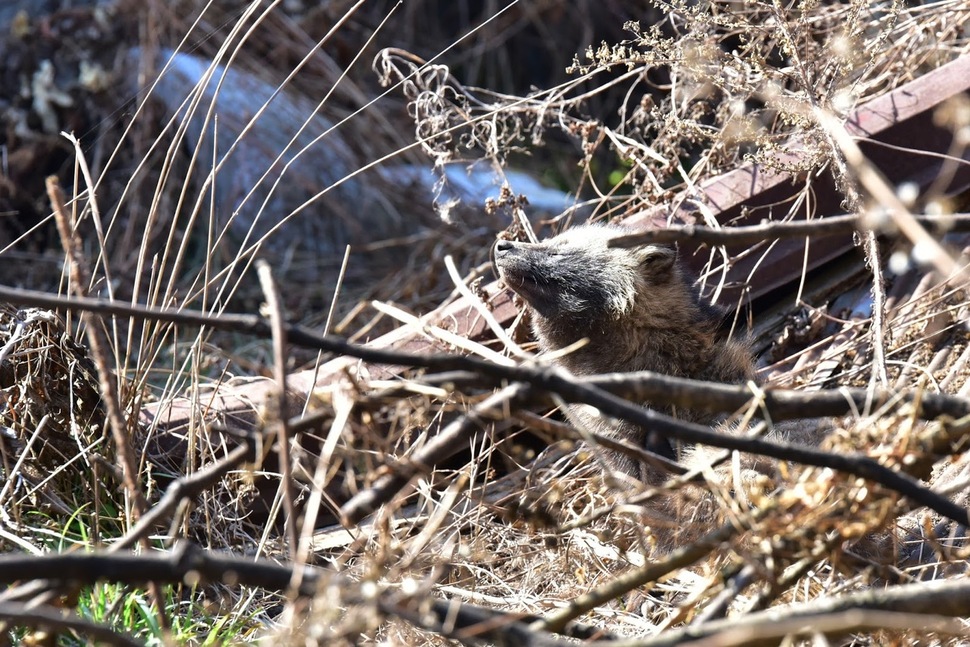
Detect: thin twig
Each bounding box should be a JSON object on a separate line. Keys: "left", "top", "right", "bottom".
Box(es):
{"left": 46, "top": 176, "right": 169, "bottom": 630}
{"left": 386, "top": 596, "right": 583, "bottom": 646}
{"left": 690, "top": 563, "right": 759, "bottom": 625}
{"left": 863, "top": 229, "right": 890, "bottom": 386}
{"left": 256, "top": 260, "right": 299, "bottom": 561}
{"left": 816, "top": 109, "right": 960, "bottom": 278}
{"left": 443, "top": 253, "right": 530, "bottom": 360}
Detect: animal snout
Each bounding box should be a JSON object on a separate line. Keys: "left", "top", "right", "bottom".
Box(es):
{"left": 492, "top": 239, "right": 511, "bottom": 279}
{"left": 491, "top": 238, "right": 517, "bottom": 269}
{"left": 493, "top": 239, "right": 516, "bottom": 256}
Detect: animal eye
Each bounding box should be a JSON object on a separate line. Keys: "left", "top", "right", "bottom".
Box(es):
{"left": 640, "top": 249, "right": 675, "bottom": 273}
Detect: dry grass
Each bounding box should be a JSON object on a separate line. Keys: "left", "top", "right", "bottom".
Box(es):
{"left": 298, "top": 266, "right": 970, "bottom": 644}
{"left": 1, "top": 0, "right": 970, "bottom": 644}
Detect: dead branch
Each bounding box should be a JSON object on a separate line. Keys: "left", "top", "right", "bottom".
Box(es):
{"left": 0, "top": 542, "right": 596, "bottom": 646}
{"left": 342, "top": 365, "right": 970, "bottom": 526}
{"left": 634, "top": 577, "right": 970, "bottom": 647}
{"left": 578, "top": 372, "right": 969, "bottom": 422}
{"left": 0, "top": 541, "right": 322, "bottom": 597}
{"left": 608, "top": 213, "right": 970, "bottom": 247}
{"left": 1, "top": 282, "right": 966, "bottom": 528}
{"left": 0, "top": 603, "right": 141, "bottom": 647}
{"left": 384, "top": 597, "right": 584, "bottom": 646}
{"left": 410, "top": 368, "right": 970, "bottom": 423}
{"left": 46, "top": 178, "right": 148, "bottom": 519}
{"left": 528, "top": 374, "right": 970, "bottom": 527}
{"left": 0, "top": 541, "right": 603, "bottom": 647}
{"left": 2, "top": 285, "right": 968, "bottom": 426}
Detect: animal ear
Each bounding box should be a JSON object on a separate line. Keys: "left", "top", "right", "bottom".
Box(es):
{"left": 638, "top": 245, "right": 676, "bottom": 278}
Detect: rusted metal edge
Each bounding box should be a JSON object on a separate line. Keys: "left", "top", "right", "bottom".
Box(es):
{"left": 141, "top": 52, "right": 970, "bottom": 436}
{"left": 622, "top": 54, "right": 970, "bottom": 300}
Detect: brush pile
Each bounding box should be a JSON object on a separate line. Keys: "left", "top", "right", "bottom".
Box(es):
{"left": 1, "top": 1, "right": 970, "bottom": 645}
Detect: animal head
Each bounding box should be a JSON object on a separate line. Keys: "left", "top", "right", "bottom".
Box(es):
{"left": 493, "top": 224, "right": 680, "bottom": 326}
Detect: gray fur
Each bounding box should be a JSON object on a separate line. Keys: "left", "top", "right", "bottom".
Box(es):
{"left": 494, "top": 223, "right": 755, "bottom": 481}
